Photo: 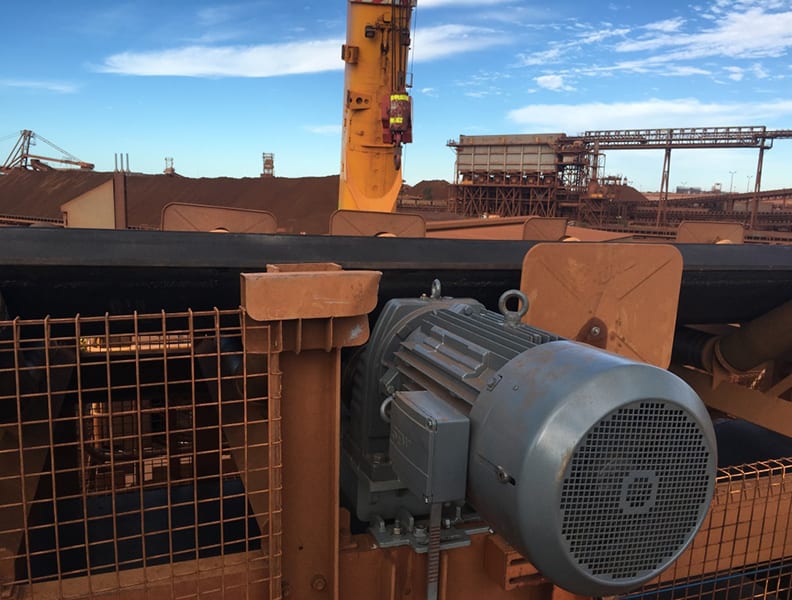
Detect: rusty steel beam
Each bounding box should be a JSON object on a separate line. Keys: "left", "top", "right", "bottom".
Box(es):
{"left": 575, "top": 126, "right": 792, "bottom": 150}
{"left": 672, "top": 366, "right": 792, "bottom": 439}
{"left": 241, "top": 264, "right": 381, "bottom": 600}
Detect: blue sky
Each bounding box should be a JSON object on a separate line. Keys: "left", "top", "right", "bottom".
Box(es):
{"left": 2, "top": 0, "right": 792, "bottom": 191}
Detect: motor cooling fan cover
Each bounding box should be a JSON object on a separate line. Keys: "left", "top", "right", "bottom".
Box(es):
{"left": 468, "top": 340, "right": 716, "bottom": 596}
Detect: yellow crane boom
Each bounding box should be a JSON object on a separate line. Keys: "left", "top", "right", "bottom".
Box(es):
{"left": 339, "top": 0, "right": 415, "bottom": 213}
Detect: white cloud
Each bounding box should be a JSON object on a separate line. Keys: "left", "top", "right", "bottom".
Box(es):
{"left": 99, "top": 24, "right": 504, "bottom": 77}
{"left": 412, "top": 24, "right": 508, "bottom": 62}
{"left": 724, "top": 62, "right": 769, "bottom": 82}
{"left": 660, "top": 65, "right": 710, "bottom": 77}
{"left": 751, "top": 63, "right": 770, "bottom": 79}
{"left": 521, "top": 4, "right": 792, "bottom": 86}
{"left": 518, "top": 47, "right": 562, "bottom": 66}
{"left": 100, "top": 40, "right": 343, "bottom": 76}
{"left": 578, "top": 27, "right": 630, "bottom": 44}
{"left": 0, "top": 79, "right": 77, "bottom": 94}
{"left": 418, "top": 0, "right": 510, "bottom": 7}
{"left": 305, "top": 124, "right": 341, "bottom": 135}
{"left": 464, "top": 89, "right": 503, "bottom": 98}
{"left": 644, "top": 17, "right": 685, "bottom": 33}
{"left": 420, "top": 87, "right": 438, "bottom": 97}
{"left": 535, "top": 74, "right": 574, "bottom": 92}
{"left": 725, "top": 66, "right": 744, "bottom": 81}
{"left": 508, "top": 98, "right": 792, "bottom": 133}
{"left": 615, "top": 7, "right": 792, "bottom": 60}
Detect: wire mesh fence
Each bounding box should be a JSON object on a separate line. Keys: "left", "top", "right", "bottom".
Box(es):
{"left": 0, "top": 309, "right": 282, "bottom": 599}
{"left": 623, "top": 458, "right": 792, "bottom": 600}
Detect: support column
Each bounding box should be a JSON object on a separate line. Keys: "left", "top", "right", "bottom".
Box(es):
{"left": 657, "top": 147, "right": 672, "bottom": 227}
{"left": 241, "top": 264, "right": 381, "bottom": 600}
{"left": 750, "top": 142, "right": 766, "bottom": 230}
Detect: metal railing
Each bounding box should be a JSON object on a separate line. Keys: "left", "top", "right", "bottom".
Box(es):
{"left": 624, "top": 458, "right": 792, "bottom": 600}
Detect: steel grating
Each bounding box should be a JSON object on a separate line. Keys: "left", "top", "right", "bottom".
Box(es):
{"left": 623, "top": 458, "right": 792, "bottom": 600}
{"left": 0, "top": 309, "right": 282, "bottom": 599}
{"left": 561, "top": 401, "right": 712, "bottom": 583}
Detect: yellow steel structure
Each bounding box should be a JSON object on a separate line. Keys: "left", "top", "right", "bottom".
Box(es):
{"left": 339, "top": 0, "right": 414, "bottom": 213}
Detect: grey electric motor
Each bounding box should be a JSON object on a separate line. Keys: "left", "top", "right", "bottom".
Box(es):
{"left": 346, "top": 288, "right": 716, "bottom": 596}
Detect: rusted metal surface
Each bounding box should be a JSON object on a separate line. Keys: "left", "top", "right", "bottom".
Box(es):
{"left": 240, "top": 269, "right": 380, "bottom": 322}
{"left": 676, "top": 221, "right": 745, "bottom": 244}
{"left": 329, "top": 210, "right": 426, "bottom": 237}
{"left": 716, "top": 299, "right": 792, "bottom": 373}
{"left": 113, "top": 172, "right": 128, "bottom": 230}
{"left": 563, "top": 225, "right": 632, "bottom": 242}
{"left": 339, "top": 531, "right": 557, "bottom": 600}
{"left": 426, "top": 217, "right": 530, "bottom": 240}
{"left": 242, "top": 265, "right": 380, "bottom": 600}
{"left": 520, "top": 243, "right": 683, "bottom": 368}
{"left": 483, "top": 535, "right": 544, "bottom": 591}
{"left": 0, "top": 309, "right": 282, "bottom": 599}
{"left": 161, "top": 203, "right": 278, "bottom": 234}
{"left": 671, "top": 366, "right": 792, "bottom": 439}
{"left": 521, "top": 217, "right": 567, "bottom": 241}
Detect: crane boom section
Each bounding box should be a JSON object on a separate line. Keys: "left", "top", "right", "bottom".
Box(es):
{"left": 339, "top": 0, "right": 415, "bottom": 212}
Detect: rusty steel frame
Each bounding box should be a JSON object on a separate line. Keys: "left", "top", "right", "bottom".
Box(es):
{"left": 520, "top": 243, "right": 684, "bottom": 369}
{"left": 675, "top": 221, "right": 745, "bottom": 244}
{"left": 329, "top": 210, "right": 427, "bottom": 238}
{"left": 1, "top": 130, "right": 94, "bottom": 173}
{"left": 161, "top": 203, "right": 278, "bottom": 234}
{"left": 450, "top": 182, "right": 558, "bottom": 218}
{"left": 241, "top": 263, "right": 381, "bottom": 600}
{"left": 448, "top": 126, "right": 792, "bottom": 230}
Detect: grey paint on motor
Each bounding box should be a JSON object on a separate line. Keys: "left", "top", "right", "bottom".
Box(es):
{"left": 468, "top": 340, "right": 717, "bottom": 596}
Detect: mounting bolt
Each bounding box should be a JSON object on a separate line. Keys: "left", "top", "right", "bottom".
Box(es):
{"left": 462, "top": 305, "right": 473, "bottom": 316}
{"left": 426, "top": 418, "right": 436, "bottom": 430}
{"left": 590, "top": 326, "right": 601, "bottom": 337}
{"left": 486, "top": 375, "right": 501, "bottom": 391}
{"left": 311, "top": 575, "right": 327, "bottom": 592}
{"left": 497, "top": 466, "right": 512, "bottom": 484}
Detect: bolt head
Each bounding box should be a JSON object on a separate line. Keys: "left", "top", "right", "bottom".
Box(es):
{"left": 311, "top": 575, "right": 327, "bottom": 592}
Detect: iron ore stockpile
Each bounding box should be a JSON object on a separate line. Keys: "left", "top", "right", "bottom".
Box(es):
{"left": 0, "top": 169, "right": 339, "bottom": 233}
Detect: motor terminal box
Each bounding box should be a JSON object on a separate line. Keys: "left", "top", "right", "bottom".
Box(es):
{"left": 389, "top": 390, "right": 470, "bottom": 503}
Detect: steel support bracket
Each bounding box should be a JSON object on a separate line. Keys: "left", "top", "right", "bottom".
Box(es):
{"left": 242, "top": 265, "right": 381, "bottom": 600}
{"left": 483, "top": 534, "right": 546, "bottom": 591}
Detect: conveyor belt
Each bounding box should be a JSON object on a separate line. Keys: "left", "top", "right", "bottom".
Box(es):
{"left": 0, "top": 228, "right": 790, "bottom": 323}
